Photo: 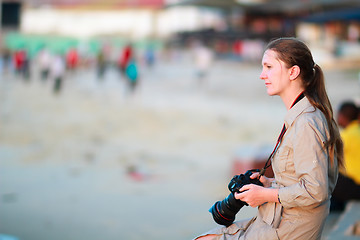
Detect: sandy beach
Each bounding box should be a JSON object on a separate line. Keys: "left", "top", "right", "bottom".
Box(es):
{"left": 0, "top": 54, "right": 359, "bottom": 240}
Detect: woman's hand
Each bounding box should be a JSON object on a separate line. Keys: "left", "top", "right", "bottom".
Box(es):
{"left": 235, "top": 184, "right": 267, "bottom": 207}
{"left": 235, "top": 184, "right": 279, "bottom": 208}
{"left": 250, "top": 172, "right": 273, "bottom": 188}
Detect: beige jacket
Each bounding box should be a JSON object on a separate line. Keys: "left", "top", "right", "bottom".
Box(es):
{"left": 194, "top": 97, "right": 338, "bottom": 240}
{"left": 259, "top": 96, "right": 338, "bottom": 239}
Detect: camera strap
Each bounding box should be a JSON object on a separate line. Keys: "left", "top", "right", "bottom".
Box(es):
{"left": 259, "top": 92, "right": 305, "bottom": 176}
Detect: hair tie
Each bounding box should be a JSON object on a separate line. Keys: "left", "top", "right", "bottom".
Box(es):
{"left": 313, "top": 63, "right": 317, "bottom": 73}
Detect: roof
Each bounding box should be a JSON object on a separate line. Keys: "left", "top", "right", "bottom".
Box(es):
{"left": 302, "top": 7, "right": 360, "bottom": 22}
{"left": 15, "top": 0, "right": 166, "bottom": 8}
{"left": 166, "top": 0, "right": 360, "bottom": 14}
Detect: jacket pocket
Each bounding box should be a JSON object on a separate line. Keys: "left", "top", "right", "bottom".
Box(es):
{"left": 274, "top": 146, "right": 290, "bottom": 172}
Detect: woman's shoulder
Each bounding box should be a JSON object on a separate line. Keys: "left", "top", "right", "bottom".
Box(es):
{"left": 293, "top": 107, "right": 329, "bottom": 139}
{"left": 301, "top": 105, "right": 325, "bottom": 120}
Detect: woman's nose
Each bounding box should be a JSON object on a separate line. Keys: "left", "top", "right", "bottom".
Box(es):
{"left": 260, "top": 71, "right": 266, "bottom": 80}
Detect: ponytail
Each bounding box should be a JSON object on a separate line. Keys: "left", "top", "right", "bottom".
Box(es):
{"left": 304, "top": 64, "right": 344, "bottom": 167}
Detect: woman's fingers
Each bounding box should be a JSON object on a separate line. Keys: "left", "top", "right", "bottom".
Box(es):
{"left": 250, "top": 172, "right": 260, "bottom": 179}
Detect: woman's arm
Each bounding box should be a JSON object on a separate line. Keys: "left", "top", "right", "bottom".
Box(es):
{"left": 278, "top": 119, "right": 330, "bottom": 208}
{"left": 234, "top": 185, "right": 279, "bottom": 207}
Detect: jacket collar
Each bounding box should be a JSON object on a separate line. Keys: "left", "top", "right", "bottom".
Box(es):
{"left": 284, "top": 96, "right": 314, "bottom": 129}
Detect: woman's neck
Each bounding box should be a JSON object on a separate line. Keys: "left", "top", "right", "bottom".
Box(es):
{"left": 281, "top": 89, "right": 305, "bottom": 110}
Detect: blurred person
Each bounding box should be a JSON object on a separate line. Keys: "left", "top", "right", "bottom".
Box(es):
{"left": 331, "top": 101, "right": 360, "bottom": 212}
{"left": 193, "top": 41, "right": 214, "bottom": 86}
{"left": 195, "top": 38, "right": 343, "bottom": 240}
{"left": 125, "top": 58, "right": 139, "bottom": 94}
{"left": 96, "top": 49, "right": 107, "bottom": 80}
{"left": 118, "top": 44, "right": 133, "bottom": 78}
{"left": 1, "top": 48, "right": 12, "bottom": 74}
{"left": 144, "top": 44, "right": 155, "bottom": 68}
{"left": 37, "top": 46, "right": 51, "bottom": 81}
{"left": 14, "top": 49, "right": 26, "bottom": 78}
{"left": 22, "top": 49, "right": 31, "bottom": 80}
{"left": 117, "top": 43, "right": 140, "bottom": 95}
{"left": 50, "top": 54, "right": 66, "bottom": 94}
{"left": 66, "top": 47, "right": 79, "bottom": 71}
{"left": 96, "top": 43, "right": 112, "bottom": 80}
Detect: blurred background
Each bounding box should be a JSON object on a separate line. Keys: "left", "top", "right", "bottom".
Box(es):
{"left": 0, "top": 0, "right": 360, "bottom": 240}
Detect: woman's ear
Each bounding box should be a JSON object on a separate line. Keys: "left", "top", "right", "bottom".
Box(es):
{"left": 289, "top": 65, "right": 300, "bottom": 80}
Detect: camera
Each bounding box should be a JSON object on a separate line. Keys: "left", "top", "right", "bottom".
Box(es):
{"left": 209, "top": 170, "right": 263, "bottom": 227}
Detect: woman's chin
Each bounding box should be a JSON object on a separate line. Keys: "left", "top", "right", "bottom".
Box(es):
{"left": 266, "top": 90, "right": 276, "bottom": 96}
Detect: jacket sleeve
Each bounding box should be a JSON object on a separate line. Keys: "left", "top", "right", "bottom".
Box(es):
{"left": 278, "top": 118, "right": 329, "bottom": 208}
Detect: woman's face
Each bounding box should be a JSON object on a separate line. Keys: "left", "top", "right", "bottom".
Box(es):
{"left": 260, "top": 49, "right": 291, "bottom": 97}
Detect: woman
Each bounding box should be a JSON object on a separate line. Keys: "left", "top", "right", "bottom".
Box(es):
{"left": 195, "top": 37, "right": 343, "bottom": 240}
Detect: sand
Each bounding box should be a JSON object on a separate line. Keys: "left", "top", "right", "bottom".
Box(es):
{"left": 0, "top": 54, "right": 359, "bottom": 240}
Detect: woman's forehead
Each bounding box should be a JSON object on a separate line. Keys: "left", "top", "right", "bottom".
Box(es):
{"left": 262, "top": 49, "right": 283, "bottom": 65}
{"left": 262, "top": 49, "right": 277, "bottom": 60}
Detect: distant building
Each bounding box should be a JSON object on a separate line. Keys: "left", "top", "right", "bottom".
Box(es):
{"left": 7, "top": 0, "right": 223, "bottom": 39}
{"left": 167, "top": 0, "right": 360, "bottom": 65}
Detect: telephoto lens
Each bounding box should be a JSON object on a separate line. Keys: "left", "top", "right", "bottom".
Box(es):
{"left": 209, "top": 170, "right": 263, "bottom": 227}
{"left": 209, "top": 192, "right": 246, "bottom": 227}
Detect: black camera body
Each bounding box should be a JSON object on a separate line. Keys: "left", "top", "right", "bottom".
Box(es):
{"left": 209, "top": 170, "right": 263, "bottom": 227}
{"left": 228, "top": 170, "right": 262, "bottom": 194}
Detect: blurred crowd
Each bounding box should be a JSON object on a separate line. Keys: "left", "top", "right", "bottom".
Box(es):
{"left": 0, "top": 41, "right": 161, "bottom": 95}
{"left": 0, "top": 37, "right": 223, "bottom": 96}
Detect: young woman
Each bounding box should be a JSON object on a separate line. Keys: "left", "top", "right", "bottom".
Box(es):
{"left": 195, "top": 38, "right": 343, "bottom": 240}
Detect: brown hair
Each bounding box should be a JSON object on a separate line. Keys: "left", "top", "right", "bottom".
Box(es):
{"left": 265, "top": 37, "right": 343, "bottom": 166}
